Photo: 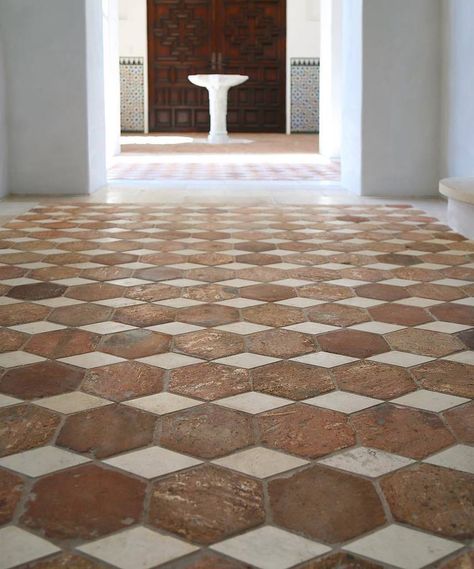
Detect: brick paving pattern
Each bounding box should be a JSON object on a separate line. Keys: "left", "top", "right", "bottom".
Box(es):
{"left": 0, "top": 203, "right": 472, "bottom": 569}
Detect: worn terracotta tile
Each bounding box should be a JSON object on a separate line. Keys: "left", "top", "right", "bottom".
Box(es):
{"left": 174, "top": 330, "right": 244, "bottom": 360}
{"left": 125, "top": 283, "right": 180, "bottom": 301}
{"left": 160, "top": 405, "right": 254, "bottom": 459}
{"left": 113, "top": 304, "right": 175, "bottom": 327}
{"left": 0, "top": 468, "right": 23, "bottom": 524}
{"left": 258, "top": 403, "right": 355, "bottom": 458}
{"left": 57, "top": 404, "right": 156, "bottom": 458}
{"left": 318, "top": 329, "right": 389, "bottom": 358}
{"left": 252, "top": 361, "right": 334, "bottom": 400}
{"left": 48, "top": 304, "right": 112, "bottom": 326}
{"left": 300, "top": 283, "right": 354, "bottom": 301}
{"left": 7, "top": 282, "right": 67, "bottom": 301}
{"left": 178, "top": 304, "right": 239, "bottom": 327}
{"left": 243, "top": 304, "right": 305, "bottom": 327}
{"left": 436, "top": 551, "right": 474, "bottom": 569}
{"left": 149, "top": 465, "right": 265, "bottom": 544}
{"left": 21, "top": 464, "right": 146, "bottom": 540}
{"left": 444, "top": 402, "right": 474, "bottom": 443}
{"left": 0, "top": 329, "right": 27, "bottom": 353}
{"left": 381, "top": 464, "right": 474, "bottom": 540}
{"left": 430, "top": 303, "right": 474, "bottom": 325}
{"left": 356, "top": 283, "right": 410, "bottom": 301}
{"left": 332, "top": 360, "right": 416, "bottom": 399}
{"left": 369, "top": 303, "right": 433, "bottom": 326}
{"left": 65, "top": 283, "right": 124, "bottom": 301}
{"left": 24, "top": 329, "right": 100, "bottom": 359}
{"left": 269, "top": 465, "right": 385, "bottom": 543}
{"left": 82, "top": 361, "right": 164, "bottom": 401}
{"left": 386, "top": 328, "right": 465, "bottom": 357}
{"left": 308, "top": 303, "right": 369, "bottom": 326}
{"left": 248, "top": 329, "right": 316, "bottom": 358}
{"left": 17, "top": 553, "right": 108, "bottom": 569}
{"left": 241, "top": 284, "right": 296, "bottom": 302}
{"left": 0, "top": 404, "right": 60, "bottom": 457}
{"left": 411, "top": 360, "right": 474, "bottom": 398}
{"left": 0, "top": 303, "right": 50, "bottom": 326}
{"left": 163, "top": 554, "right": 250, "bottom": 569}
{"left": 169, "top": 363, "right": 250, "bottom": 401}
{"left": 183, "top": 284, "right": 237, "bottom": 302}
{"left": 458, "top": 329, "right": 474, "bottom": 350}
{"left": 353, "top": 404, "right": 455, "bottom": 459}
{"left": 99, "top": 329, "right": 171, "bottom": 358}
{"left": 298, "top": 553, "right": 383, "bottom": 569}
{"left": 0, "top": 361, "right": 84, "bottom": 399}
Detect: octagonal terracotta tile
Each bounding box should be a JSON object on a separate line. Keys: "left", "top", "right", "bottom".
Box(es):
{"left": 174, "top": 330, "right": 244, "bottom": 360}
{"left": 318, "top": 329, "right": 389, "bottom": 358}
{"left": 24, "top": 329, "right": 100, "bottom": 359}
{"left": 0, "top": 468, "right": 23, "bottom": 524}
{"left": 386, "top": 328, "right": 465, "bottom": 357}
{"left": 149, "top": 465, "right": 265, "bottom": 544}
{"left": 99, "top": 329, "right": 171, "bottom": 358}
{"left": 247, "top": 329, "right": 316, "bottom": 359}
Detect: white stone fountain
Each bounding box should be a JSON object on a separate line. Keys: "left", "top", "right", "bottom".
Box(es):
{"left": 188, "top": 74, "right": 249, "bottom": 144}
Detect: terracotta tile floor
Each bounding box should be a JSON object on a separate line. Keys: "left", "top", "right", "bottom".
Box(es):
{"left": 0, "top": 203, "right": 473, "bottom": 569}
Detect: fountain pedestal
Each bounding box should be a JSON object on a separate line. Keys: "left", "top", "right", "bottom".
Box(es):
{"left": 188, "top": 74, "right": 249, "bottom": 144}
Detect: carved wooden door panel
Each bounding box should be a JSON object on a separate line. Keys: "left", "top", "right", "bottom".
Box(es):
{"left": 217, "top": 0, "right": 286, "bottom": 133}
{"left": 147, "top": 0, "right": 286, "bottom": 133}
{"left": 147, "top": 0, "right": 215, "bottom": 132}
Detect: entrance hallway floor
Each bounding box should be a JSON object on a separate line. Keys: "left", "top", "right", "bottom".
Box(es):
{"left": 109, "top": 134, "right": 340, "bottom": 182}
{"left": 0, "top": 201, "right": 473, "bottom": 568}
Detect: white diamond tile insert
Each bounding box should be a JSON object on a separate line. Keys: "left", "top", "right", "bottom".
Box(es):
{"left": 216, "top": 298, "right": 265, "bottom": 308}
{"left": 0, "top": 351, "right": 45, "bottom": 368}
{"left": 126, "top": 249, "right": 159, "bottom": 256}
{"left": 433, "top": 278, "right": 471, "bottom": 286}
{"left": 379, "top": 278, "right": 418, "bottom": 287}
{"left": 77, "top": 526, "right": 198, "bottom": 569}
{"left": 1, "top": 278, "right": 41, "bottom": 286}
{"left": 217, "top": 392, "right": 291, "bottom": 414}
{"left": 351, "top": 322, "right": 406, "bottom": 334}
{"left": 0, "top": 526, "right": 60, "bottom": 569}
{"left": 33, "top": 297, "right": 84, "bottom": 307}
{"left": 319, "top": 447, "right": 414, "bottom": 477}
{"left": 305, "top": 391, "right": 383, "bottom": 413}
{"left": 80, "top": 322, "right": 136, "bottom": 334}
{"left": 284, "top": 322, "right": 339, "bottom": 334}
{"left": 217, "top": 279, "right": 260, "bottom": 288}
{"left": 52, "top": 277, "right": 95, "bottom": 286}
{"left": 107, "top": 278, "right": 154, "bottom": 287}
{"left": 336, "top": 297, "right": 385, "bottom": 308}
{"left": 215, "top": 353, "right": 279, "bottom": 369}
{"left": 137, "top": 353, "right": 203, "bottom": 369}
{"left": 219, "top": 262, "right": 256, "bottom": 270}
{"left": 10, "top": 322, "right": 65, "bottom": 334}
{"left": 104, "top": 447, "right": 201, "bottom": 478}
{"left": 213, "top": 447, "right": 308, "bottom": 478}
{"left": 424, "top": 445, "right": 474, "bottom": 474}
{"left": 212, "top": 526, "right": 331, "bottom": 569}
{"left": 368, "top": 351, "right": 434, "bottom": 367}
{"left": 34, "top": 392, "right": 112, "bottom": 414}
{"left": 0, "top": 446, "right": 90, "bottom": 476}
{"left": 391, "top": 390, "right": 469, "bottom": 412}
{"left": 327, "top": 279, "right": 369, "bottom": 287}
{"left": 292, "top": 352, "right": 357, "bottom": 368}
{"left": 443, "top": 351, "right": 474, "bottom": 365}
{"left": 95, "top": 298, "right": 145, "bottom": 308}
{"left": 394, "top": 297, "right": 443, "bottom": 307}
{"left": 0, "top": 394, "right": 22, "bottom": 408}
{"left": 59, "top": 352, "right": 125, "bottom": 368}
{"left": 344, "top": 525, "right": 462, "bottom": 569}
{"left": 154, "top": 298, "right": 204, "bottom": 308}
{"left": 416, "top": 322, "right": 471, "bottom": 333}
{"left": 276, "top": 298, "right": 326, "bottom": 308}
{"left": 453, "top": 297, "right": 474, "bottom": 306}
{"left": 216, "top": 322, "right": 271, "bottom": 335}
{"left": 124, "top": 392, "right": 203, "bottom": 415}
{"left": 161, "top": 278, "right": 206, "bottom": 287}
{"left": 146, "top": 322, "right": 204, "bottom": 335}
{"left": 272, "top": 279, "right": 312, "bottom": 287}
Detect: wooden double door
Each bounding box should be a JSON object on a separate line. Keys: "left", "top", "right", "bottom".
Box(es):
{"left": 147, "top": 0, "right": 286, "bottom": 133}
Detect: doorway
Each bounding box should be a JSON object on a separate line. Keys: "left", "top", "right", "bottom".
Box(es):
{"left": 147, "top": 0, "right": 287, "bottom": 133}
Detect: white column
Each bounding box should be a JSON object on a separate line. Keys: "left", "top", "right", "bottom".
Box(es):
{"left": 0, "top": 0, "right": 107, "bottom": 195}
{"left": 319, "top": 0, "right": 342, "bottom": 159}
{"left": 341, "top": 0, "right": 442, "bottom": 197}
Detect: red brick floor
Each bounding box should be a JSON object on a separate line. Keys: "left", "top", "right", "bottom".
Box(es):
{"left": 0, "top": 204, "right": 473, "bottom": 569}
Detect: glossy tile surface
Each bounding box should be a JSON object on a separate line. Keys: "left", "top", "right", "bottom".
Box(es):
{"left": 0, "top": 203, "right": 472, "bottom": 568}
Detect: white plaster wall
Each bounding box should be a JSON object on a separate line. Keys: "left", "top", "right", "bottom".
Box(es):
{"left": 441, "top": 0, "right": 474, "bottom": 178}
{"left": 118, "top": 0, "right": 320, "bottom": 134}
{"left": 342, "top": 0, "right": 442, "bottom": 197}
{"left": 0, "top": 0, "right": 107, "bottom": 195}
{"left": 0, "top": 28, "right": 7, "bottom": 198}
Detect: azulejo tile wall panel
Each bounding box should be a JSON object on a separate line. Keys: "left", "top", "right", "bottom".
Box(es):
{"left": 291, "top": 58, "right": 320, "bottom": 134}
{"left": 120, "top": 57, "right": 145, "bottom": 133}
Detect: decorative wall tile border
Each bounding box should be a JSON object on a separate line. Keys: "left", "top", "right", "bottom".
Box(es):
{"left": 120, "top": 56, "right": 145, "bottom": 132}
{"left": 290, "top": 57, "right": 320, "bottom": 134}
